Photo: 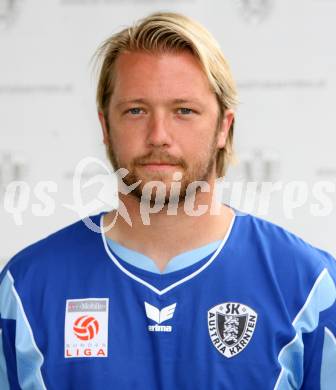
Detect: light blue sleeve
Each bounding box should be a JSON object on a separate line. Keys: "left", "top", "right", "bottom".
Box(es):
{"left": 0, "top": 266, "right": 13, "bottom": 390}
{"left": 274, "top": 267, "right": 336, "bottom": 390}
{"left": 301, "top": 252, "right": 336, "bottom": 390}
{"left": 0, "top": 268, "right": 47, "bottom": 389}
{"left": 320, "top": 326, "right": 336, "bottom": 390}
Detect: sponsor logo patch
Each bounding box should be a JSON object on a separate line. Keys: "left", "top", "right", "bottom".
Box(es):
{"left": 65, "top": 298, "right": 109, "bottom": 358}
{"left": 208, "top": 302, "right": 257, "bottom": 358}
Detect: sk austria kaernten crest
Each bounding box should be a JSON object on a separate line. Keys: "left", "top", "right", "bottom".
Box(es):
{"left": 208, "top": 302, "right": 257, "bottom": 358}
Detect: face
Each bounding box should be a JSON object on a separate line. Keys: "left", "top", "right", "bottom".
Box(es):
{"left": 99, "top": 50, "right": 234, "bottom": 205}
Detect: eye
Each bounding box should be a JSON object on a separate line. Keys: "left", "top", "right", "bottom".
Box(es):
{"left": 177, "top": 107, "right": 195, "bottom": 115}
{"left": 125, "top": 107, "right": 144, "bottom": 115}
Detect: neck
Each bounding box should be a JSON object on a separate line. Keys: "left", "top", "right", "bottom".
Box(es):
{"left": 103, "top": 179, "right": 235, "bottom": 272}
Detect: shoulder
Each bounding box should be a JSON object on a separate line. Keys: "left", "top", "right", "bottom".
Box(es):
{"left": 0, "top": 212, "right": 104, "bottom": 285}
{"left": 232, "top": 211, "right": 336, "bottom": 327}
{"left": 237, "top": 211, "right": 336, "bottom": 272}
{"left": 233, "top": 211, "right": 336, "bottom": 302}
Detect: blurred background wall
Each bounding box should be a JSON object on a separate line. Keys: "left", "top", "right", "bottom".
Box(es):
{"left": 1, "top": 0, "right": 336, "bottom": 267}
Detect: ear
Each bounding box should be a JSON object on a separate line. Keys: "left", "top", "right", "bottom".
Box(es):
{"left": 98, "top": 111, "right": 110, "bottom": 146}
{"left": 216, "top": 109, "right": 235, "bottom": 149}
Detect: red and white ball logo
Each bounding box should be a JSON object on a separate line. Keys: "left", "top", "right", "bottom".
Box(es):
{"left": 73, "top": 315, "right": 100, "bottom": 341}
{"left": 65, "top": 298, "right": 108, "bottom": 358}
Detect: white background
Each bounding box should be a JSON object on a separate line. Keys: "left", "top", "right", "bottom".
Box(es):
{"left": 1, "top": 0, "right": 335, "bottom": 267}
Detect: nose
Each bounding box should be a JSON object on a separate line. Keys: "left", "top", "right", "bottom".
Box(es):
{"left": 146, "top": 111, "right": 172, "bottom": 147}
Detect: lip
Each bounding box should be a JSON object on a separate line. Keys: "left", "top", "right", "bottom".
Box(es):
{"left": 139, "top": 163, "right": 179, "bottom": 171}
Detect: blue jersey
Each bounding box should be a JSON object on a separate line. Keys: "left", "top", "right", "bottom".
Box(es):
{"left": 1, "top": 210, "right": 336, "bottom": 389}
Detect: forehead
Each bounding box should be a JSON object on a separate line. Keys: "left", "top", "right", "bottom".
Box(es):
{"left": 111, "top": 50, "right": 213, "bottom": 99}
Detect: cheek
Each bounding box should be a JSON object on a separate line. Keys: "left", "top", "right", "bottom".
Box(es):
{"left": 192, "top": 127, "right": 217, "bottom": 150}
{"left": 110, "top": 132, "right": 143, "bottom": 164}
{"left": 181, "top": 135, "right": 213, "bottom": 163}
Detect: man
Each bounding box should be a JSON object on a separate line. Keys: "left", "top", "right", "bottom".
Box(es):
{"left": 1, "top": 11, "right": 336, "bottom": 390}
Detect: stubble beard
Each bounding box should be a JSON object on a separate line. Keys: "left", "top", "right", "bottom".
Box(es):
{"left": 105, "top": 132, "right": 219, "bottom": 209}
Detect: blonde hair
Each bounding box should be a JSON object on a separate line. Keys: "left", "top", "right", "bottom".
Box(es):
{"left": 93, "top": 11, "right": 238, "bottom": 177}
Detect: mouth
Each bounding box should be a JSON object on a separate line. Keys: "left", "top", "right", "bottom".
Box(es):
{"left": 138, "top": 162, "right": 180, "bottom": 171}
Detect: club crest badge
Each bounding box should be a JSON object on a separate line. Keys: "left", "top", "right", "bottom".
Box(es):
{"left": 208, "top": 302, "right": 257, "bottom": 358}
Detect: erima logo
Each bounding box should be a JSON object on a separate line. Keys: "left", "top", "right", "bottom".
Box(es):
{"left": 208, "top": 302, "right": 258, "bottom": 358}
{"left": 144, "top": 302, "right": 176, "bottom": 332}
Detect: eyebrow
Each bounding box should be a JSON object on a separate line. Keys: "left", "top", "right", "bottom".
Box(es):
{"left": 115, "top": 98, "right": 204, "bottom": 108}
